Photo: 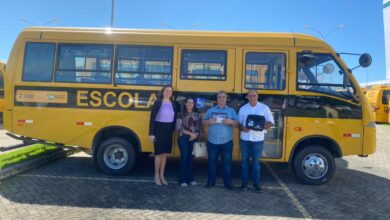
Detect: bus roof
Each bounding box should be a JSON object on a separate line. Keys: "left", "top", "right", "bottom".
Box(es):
{"left": 18, "top": 27, "right": 331, "bottom": 49}
{"left": 371, "top": 85, "right": 390, "bottom": 89}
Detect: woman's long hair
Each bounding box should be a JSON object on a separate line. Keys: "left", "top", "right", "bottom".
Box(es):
{"left": 182, "top": 97, "right": 198, "bottom": 114}
{"left": 158, "top": 85, "right": 174, "bottom": 102}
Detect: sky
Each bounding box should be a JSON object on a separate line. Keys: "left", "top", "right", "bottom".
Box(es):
{"left": 0, "top": 0, "right": 387, "bottom": 83}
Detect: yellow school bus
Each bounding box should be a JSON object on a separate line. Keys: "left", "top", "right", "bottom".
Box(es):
{"left": 365, "top": 86, "right": 390, "bottom": 123}
{"left": 0, "top": 62, "right": 5, "bottom": 113}
{"left": 388, "top": 102, "right": 390, "bottom": 123}
{"left": 4, "top": 27, "right": 375, "bottom": 184}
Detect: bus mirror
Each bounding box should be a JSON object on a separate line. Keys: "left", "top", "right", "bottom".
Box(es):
{"left": 299, "top": 50, "right": 314, "bottom": 66}
{"left": 323, "top": 63, "right": 334, "bottom": 74}
{"left": 359, "top": 53, "right": 372, "bottom": 68}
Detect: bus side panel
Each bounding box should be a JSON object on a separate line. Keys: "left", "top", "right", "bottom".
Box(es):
{"left": 366, "top": 88, "right": 390, "bottom": 123}
{"left": 389, "top": 103, "right": 390, "bottom": 123}
{"left": 363, "top": 126, "right": 376, "bottom": 155}
{"left": 375, "top": 90, "right": 386, "bottom": 123}
{"left": 12, "top": 107, "right": 153, "bottom": 152}
{"left": 285, "top": 117, "right": 363, "bottom": 159}
{"left": 3, "top": 110, "right": 12, "bottom": 130}
{"left": 4, "top": 35, "right": 31, "bottom": 133}
{"left": 0, "top": 65, "right": 4, "bottom": 113}
{"left": 0, "top": 99, "right": 4, "bottom": 113}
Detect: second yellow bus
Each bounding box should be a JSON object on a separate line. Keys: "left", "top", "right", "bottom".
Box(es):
{"left": 366, "top": 85, "right": 390, "bottom": 123}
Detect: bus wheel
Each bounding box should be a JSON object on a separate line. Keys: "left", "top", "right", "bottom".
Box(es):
{"left": 292, "top": 145, "right": 335, "bottom": 185}
{"left": 96, "top": 138, "right": 136, "bottom": 175}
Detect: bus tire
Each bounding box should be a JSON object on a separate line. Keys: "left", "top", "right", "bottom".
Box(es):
{"left": 96, "top": 138, "right": 136, "bottom": 175}
{"left": 292, "top": 145, "right": 335, "bottom": 185}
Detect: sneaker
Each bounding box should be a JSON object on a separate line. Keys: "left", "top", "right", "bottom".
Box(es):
{"left": 240, "top": 184, "right": 248, "bottom": 191}
{"left": 253, "top": 185, "right": 262, "bottom": 193}
{"left": 180, "top": 183, "right": 187, "bottom": 187}
{"left": 189, "top": 181, "right": 197, "bottom": 186}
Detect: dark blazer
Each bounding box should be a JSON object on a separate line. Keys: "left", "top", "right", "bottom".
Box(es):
{"left": 149, "top": 100, "right": 179, "bottom": 135}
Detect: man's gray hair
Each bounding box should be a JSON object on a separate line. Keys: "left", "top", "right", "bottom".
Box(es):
{"left": 216, "top": 90, "right": 228, "bottom": 98}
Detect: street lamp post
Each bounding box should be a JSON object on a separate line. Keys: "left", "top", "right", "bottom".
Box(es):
{"left": 20, "top": 18, "right": 59, "bottom": 26}
{"left": 111, "top": 0, "right": 115, "bottom": 28}
{"left": 304, "top": 24, "right": 344, "bottom": 41}
{"left": 20, "top": 18, "right": 36, "bottom": 26}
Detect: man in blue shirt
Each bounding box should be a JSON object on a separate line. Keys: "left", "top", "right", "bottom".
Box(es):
{"left": 203, "top": 91, "right": 238, "bottom": 190}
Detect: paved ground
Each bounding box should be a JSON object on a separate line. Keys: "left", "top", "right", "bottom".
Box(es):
{"left": 0, "top": 125, "right": 389, "bottom": 219}
{"left": 0, "top": 129, "right": 24, "bottom": 155}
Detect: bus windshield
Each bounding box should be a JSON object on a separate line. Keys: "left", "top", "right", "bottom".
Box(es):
{"left": 297, "top": 53, "right": 357, "bottom": 101}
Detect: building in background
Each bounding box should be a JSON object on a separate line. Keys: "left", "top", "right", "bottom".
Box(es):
{"left": 385, "top": 0, "right": 390, "bottom": 80}
{"left": 361, "top": 0, "right": 390, "bottom": 87}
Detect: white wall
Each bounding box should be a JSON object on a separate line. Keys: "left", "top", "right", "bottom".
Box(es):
{"left": 384, "top": 0, "right": 390, "bottom": 79}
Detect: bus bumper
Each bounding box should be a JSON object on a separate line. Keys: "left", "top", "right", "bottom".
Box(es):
{"left": 363, "top": 125, "right": 376, "bottom": 155}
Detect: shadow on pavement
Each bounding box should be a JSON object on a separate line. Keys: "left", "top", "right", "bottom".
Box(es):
{"left": 0, "top": 155, "right": 301, "bottom": 218}
{"left": 0, "top": 143, "right": 28, "bottom": 152}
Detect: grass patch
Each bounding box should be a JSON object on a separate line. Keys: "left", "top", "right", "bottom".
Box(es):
{"left": 0, "top": 144, "right": 58, "bottom": 169}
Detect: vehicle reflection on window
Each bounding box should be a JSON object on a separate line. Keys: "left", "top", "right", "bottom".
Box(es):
{"left": 297, "top": 53, "right": 357, "bottom": 101}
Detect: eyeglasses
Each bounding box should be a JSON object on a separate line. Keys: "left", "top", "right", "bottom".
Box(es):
{"left": 248, "top": 95, "right": 257, "bottom": 97}
{"left": 217, "top": 96, "right": 227, "bottom": 99}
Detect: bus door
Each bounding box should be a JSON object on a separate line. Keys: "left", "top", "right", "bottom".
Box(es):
{"left": 288, "top": 51, "right": 364, "bottom": 156}
{"left": 241, "top": 49, "right": 289, "bottom": 161}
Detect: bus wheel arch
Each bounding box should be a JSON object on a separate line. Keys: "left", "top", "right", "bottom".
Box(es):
{"left": 92, "top": 126, "right": 141, "bottom": 175}
{"left": 289, "top": 136, "right": 341, "bottom": 185}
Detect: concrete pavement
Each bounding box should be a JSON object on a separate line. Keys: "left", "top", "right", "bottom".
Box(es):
{"left": 0, "top": 125, "right": 389, "bottom": 219}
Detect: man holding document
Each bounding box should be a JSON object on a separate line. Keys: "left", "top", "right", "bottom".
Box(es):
{"left": 203, "top": 91, "right": 238, "bottom": 190}
{"left": 238, "top": 90, "right": 274, "bottom": 192}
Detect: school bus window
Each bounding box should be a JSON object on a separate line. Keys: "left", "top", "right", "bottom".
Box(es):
{"left": 382, "top": 90, "right": 390, "bottom": 104}
{"left": 180, "top": 50, "right": 227, "bottom": 80}
{"left": 115, "top": 46, "right": 173, "bottom": 86}
{"left": 22, "top": 42, "right": 55, "bottom": 82}
{"left": 297, "top": 53, "right": 357, "bottom": 100}
{"left": 245, "top": 52, "right": 286, "bottom": 90}
{"left": 55, "top": 44, "right": 113, "bottom": 84}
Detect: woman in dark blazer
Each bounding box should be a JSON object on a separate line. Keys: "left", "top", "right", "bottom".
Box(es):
{"left": 149, "top": 85, "right": 178, "bottom": 185}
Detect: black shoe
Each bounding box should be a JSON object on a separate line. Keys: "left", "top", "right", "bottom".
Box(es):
{"left": 225, "top": 184, "right": 234, "bottom": 191}
{"left": 240, "top": 184, "right": 248, "bottom": 191}
{"left": 204, "top": 183, "right": 214, "bottom": 188}
{"left": 253, "top": 185, "right": 262, "bottom": 193}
